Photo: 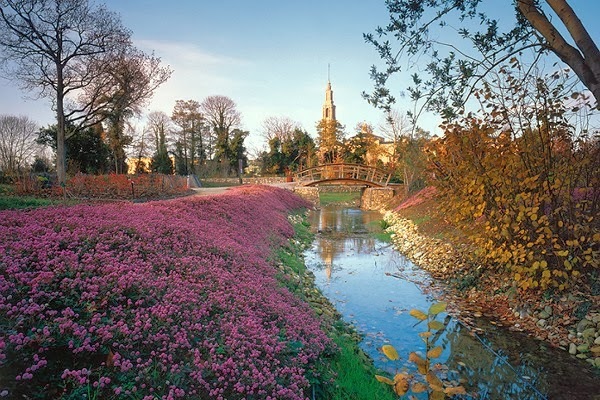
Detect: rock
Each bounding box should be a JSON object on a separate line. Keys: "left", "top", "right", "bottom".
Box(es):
{"left": 569, "top": 343, "right": 577, "bottom": 355}
{"left": 537, "top": 319, "right": 547, "bottom": 327}
{"left": 582, "top": 328, "right": 596, "bottom": 340}
{"left": 595, "top": 358, "right": 600, "bottom": 368}
{"left": 577, "top": 318, "right": 594, "bottom": 333}
{"left": 595, "top": 337, "right": 600, "bottom": 345}
{"left": 577, "top": 343, "right": 589, "bottom": 353}
{"left": 544, "top": 305, "right": 553, "bottom": 317}
{"left": 586, "top": 358, "right": 596, "bottom": 366}
{"left": 538, "top": 310, "right": 551, "bottom": 320}
{"left": 591, "top": 346, "right": 600, "bottom": 354}
{"left": 576, "top": 353, "right": 589, "bottom": 359}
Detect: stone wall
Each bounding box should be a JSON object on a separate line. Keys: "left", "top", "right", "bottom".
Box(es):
{"left": 360, "top": 187, "right": 395, "bottom": 210}
{"left": 293, "top": 187, "right": 320, "bottom": 205}
{"left": 201, "top": 177, "right": 287, "bottom": 185}
{"left": 316, "top": 184, "right": 365, "bottom": 193}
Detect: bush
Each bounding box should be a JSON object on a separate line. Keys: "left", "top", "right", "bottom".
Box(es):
{"left": 15, "top": 173, "right": 190, "bottom": 200}
{"left": 427, "top": 66, "right": 599, "bottom": 291}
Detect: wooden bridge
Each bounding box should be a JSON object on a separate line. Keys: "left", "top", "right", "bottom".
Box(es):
{"left": 294, "top": 163, "right": 392, "bottom": 187}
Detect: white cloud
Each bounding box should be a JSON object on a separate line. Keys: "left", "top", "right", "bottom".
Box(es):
{"left": 136, "top": 39, "right": 251, "bottom": 70}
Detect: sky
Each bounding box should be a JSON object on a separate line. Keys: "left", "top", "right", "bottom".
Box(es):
{"left": 1, "top": 1, "right": 599, "bottom": 154}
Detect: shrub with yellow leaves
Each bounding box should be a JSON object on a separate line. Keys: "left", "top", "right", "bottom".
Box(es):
{"left": 426, "top": 65, "right": 599, "bottom": 292}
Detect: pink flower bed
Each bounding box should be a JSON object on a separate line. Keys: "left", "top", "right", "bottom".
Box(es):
{"left": 0, "top": 185, "right": 331, "bottom": 399}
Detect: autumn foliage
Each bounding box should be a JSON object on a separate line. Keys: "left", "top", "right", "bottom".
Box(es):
{"left": 427, "top": 67, "right": 599, "bottom": 291}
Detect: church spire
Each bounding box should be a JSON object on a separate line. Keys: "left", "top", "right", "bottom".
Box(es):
{"left": 322, "top": 65, "right": 336, "bottom": 121}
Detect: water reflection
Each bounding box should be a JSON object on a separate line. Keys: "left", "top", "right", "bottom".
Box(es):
{"left": 305, "top": 206, "right": 600, "bottom": 400}
{"left": 310, "top": 206, "right": 379, "bottom": 281}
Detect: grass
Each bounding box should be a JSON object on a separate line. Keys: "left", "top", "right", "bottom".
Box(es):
{"left": 319, "top": 191, "right": 361, "bottom": 206}
{"left": 367, "top": 219, "right": 392, "bottom": 243}
{"left": 0, "top": 183, "right": 79, "bottom": 210}
{"left": 393, "top": 191, "right": 472, "bottom": 246}
{"left": 0, "top": 184, "right": 55, "bottom": 210}
{"left": 198, "top": 180, "right": 241, "bottom": 188}
{"left": 0, "top": 196, "right": 57, "bottom": 210}
{"left": 322, "top": 330, "right": 397, "bottom": 400}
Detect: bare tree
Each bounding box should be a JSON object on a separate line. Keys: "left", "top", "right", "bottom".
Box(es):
{"left": 84, "top": 47, "right": 172, "bottom": 173}
{"left": 0, "top": 114, "right": 38, "bottom": 177}
{"left": 200, "top": 95, "right": 241, "bottom": 162}
{"left": 0, "top": 0, "right": 131, "bottom": 186}
{"left": 378, "top": 109, "right": 413, "bottom": 143}
{"left": 129, "top": 125, "right": 151, "bottom": 174}
{"left": 261, "top": 116, "right": 301, "bottom": 142}
{"left": 146, "top": 111, "right": 173, "bottom": 153}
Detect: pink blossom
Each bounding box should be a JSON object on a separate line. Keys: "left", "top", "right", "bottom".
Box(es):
{"left": 0, "top": 186, "right": 331, "bottom": 399}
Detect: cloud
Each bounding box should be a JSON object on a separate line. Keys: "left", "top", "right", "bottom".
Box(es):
{"left": 135, "top": 39, "right": 250, "bottom": 70}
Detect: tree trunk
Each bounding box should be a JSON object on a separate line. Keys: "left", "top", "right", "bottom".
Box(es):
{"left": 518, "top": 0, "right": 600, "bottom": 105}
{"left": 55, "top": 64, "right": 67, "bottom": 190}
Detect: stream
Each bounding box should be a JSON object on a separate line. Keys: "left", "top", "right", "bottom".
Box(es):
{"left": 304, "top": 205, "right": 599, "bottom": 400}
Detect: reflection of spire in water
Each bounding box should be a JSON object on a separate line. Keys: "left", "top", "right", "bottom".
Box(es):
{"left": 315, "top": 208, "right": 380, "bottom": 278}
{"left": 322, "top": 240, "right": 334, "bottom": 281}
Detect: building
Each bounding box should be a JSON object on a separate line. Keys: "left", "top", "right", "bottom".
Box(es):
{"left": 322, "top": 80, "right": 336, "bottom": 121}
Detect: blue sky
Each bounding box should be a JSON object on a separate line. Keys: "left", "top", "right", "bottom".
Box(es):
{"left": 1, "top": 1, "right": 599, "bottom": 153}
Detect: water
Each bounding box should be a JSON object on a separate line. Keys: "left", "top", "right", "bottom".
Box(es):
{"left": 305, "top": 205, "right": 600, "bottom": 400}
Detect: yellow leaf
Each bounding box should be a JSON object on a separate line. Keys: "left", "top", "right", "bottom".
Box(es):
{"left": 426, "top": 371, "right": 443, "bottom": 391}
{"left": 428, "top": 320, "right": 445, "bottom": 331}
{"left": 540, "top": 260, "right": 547, "bottom": 268}
{"left": 428, "top": 302, "right": 447, "bottom": 315}
{"left": 444, "top": 386, "right": 467, "bottom": 395}
{"left": 409, "top": 352, "right": 428, "bottom": 374}
{"left": 564, "top": 260, "right": 572, "bottom": 270}
{"left": 375, "top": 375, "right": 394, "bottom": 385}
{"left": 393, "top": 373, "right": 410, "bottom": 396}
{"left": 514, "top": 273, "right": 521, "bottom": 281}
{"left": 427, "top": 346, "right": 443, "bottom": 359}
{"left": 530, "top": 214, "right": 538, "bottom": 221}
{"left": 431, "top": 390, "right": 446, "bottom": 400}
{"left": 381, "top": 344, "right": 399, "bottom": 361}
{"left": 411, "top": 382, "right": 428, "bottom": 393}
{"left": 410, "top": 309, "right": 428, "bottom": 321}
{"left": 419, "top": 331, "right": 433, "bottom": 339}
{"left": 542, "top": 270, "right": 551, "bottom": 279}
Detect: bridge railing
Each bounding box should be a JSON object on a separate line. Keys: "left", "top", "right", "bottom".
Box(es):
{"left": 294, "top": 163, "right": 391, "bottom": 186}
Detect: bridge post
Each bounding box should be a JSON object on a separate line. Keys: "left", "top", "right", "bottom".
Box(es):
{"left": 361, "top": 187, "right": 395, "bottom": 210}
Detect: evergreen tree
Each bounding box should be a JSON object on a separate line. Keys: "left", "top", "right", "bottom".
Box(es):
{"left": 150, "top": 129, "right": 173, "bottom": 175}
{"left": 37, "top": 123, "right": 110, "bottom": 175}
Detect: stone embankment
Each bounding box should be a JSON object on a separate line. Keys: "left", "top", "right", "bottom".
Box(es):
{"left": 383, "top": 211, "right": 600, "bottom": 369}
